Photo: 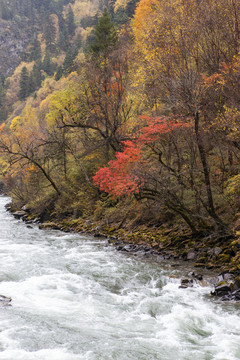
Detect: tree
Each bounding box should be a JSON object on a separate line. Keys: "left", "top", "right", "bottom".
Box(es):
{"left": 31, "top": 61, "right": 43, "bottom": 89}
{"left": 29, "top": 38, "right": 41, "bottom": 61}
{"left": 43, "top": 13, "right": 57, "bottom": 53}
{"left": 89, "top": 9, "right": 117, "bottom": 62}
{"left": 19, "top": 66, "right": 29, "bottom": 100}
{"left": 55, "top": 66, "right": 63, "bottom": 81}
{"left": 58, "top": 24, "right": 70, "bottom": 51}
{"left": 63, "top": 47, "right": 78, "bottom": 74}
{"left": 93, "top": 115, "right": 203, "bottom": 232}
{"left": 66, "top": 6, "right": 76, "bottom": 36}
{"left": 0, "top": 107, "right": 61, "bottom": 196}
{"left": 43, "top": 51, "right": 55, "bottom": 76}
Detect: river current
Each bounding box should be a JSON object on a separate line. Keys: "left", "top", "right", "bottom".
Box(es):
{"left": 0, "top": 196, "right": 239, "bottom": 359}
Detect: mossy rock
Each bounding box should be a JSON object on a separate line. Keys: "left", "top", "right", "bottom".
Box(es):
{"left": 39, "top": 222, "right": 61, "bottom": 230}
{"left": 217, "top": 254, "right": 231, "bottom": 264}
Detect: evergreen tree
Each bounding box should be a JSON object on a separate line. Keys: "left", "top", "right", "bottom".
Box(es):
{"left": 43, "top": 51, "right": 54, "bottom": 76}
{"left": 58, "top": 24, "right": 70, "bottom": 52}
{"left": 29, "top": 38, "right": 41, "bottom": 61}
{"left": 66, "top": 6, "right": 76, "bottom": 36}
{"left": 63, "top": 47, "right": 78, "bottom": 73}
{"left": 75, "top": 33, "right": 82, "bottom": 49}
{"left": 57, "top": 12, "right": 65, "bottom": 32}
{"left": 89, "top": 9, "right": 117, "bottom": 60}
{"left": 0, "top": 78, "right": 6, "bottom": 120}
{"left": 55, "top": 65, "right": 63, "bottom": 81}
{"left": 28, "top": 72, "right": 35, "bottom": 94}
{"left": 32, "top": 61, "right": 43, "bottom": 88}
{"left": 43, "top": 13, "right": 57, "bottom": 53}
{"left": 19, "top": 66, "right": 29, "bottom": 100}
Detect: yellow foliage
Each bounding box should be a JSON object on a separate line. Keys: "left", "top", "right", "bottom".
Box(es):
{"left": 10, "top": 116, "right": 22, "bottom": 131}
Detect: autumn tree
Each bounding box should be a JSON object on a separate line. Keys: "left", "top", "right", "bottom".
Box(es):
{"left": 0, "top": 107, "right": 62, "bottom": 197}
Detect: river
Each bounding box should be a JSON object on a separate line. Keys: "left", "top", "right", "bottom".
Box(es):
{"left": 0, "top": 196, "right": 239, "bottom": 359}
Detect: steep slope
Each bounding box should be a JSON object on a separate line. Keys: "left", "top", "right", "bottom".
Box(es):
{"left": 0, "top": 18, "right": 32, "bottom": 77}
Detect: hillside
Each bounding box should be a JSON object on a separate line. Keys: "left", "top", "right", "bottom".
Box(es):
{"left": 0, "top": 18, "right": 31, "bottom": 77}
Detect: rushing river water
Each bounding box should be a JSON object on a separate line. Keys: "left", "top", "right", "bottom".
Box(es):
{"left": 0, "top": 196, "right": 239, "bottom": 360}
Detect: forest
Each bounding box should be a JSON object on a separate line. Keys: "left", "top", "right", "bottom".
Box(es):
{"left": 0, "top": 0, "right": 240, "bottom": 271}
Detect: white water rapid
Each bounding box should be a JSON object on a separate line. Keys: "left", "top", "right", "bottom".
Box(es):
{"left": 0, "top": 196, "right": 239, "bottom": 360}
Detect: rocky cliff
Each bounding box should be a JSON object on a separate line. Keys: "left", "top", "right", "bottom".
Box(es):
{"left": 0, "top": 18, "right": 31, "bottom": 77}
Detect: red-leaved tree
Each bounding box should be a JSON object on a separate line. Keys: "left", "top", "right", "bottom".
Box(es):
{"left": 93, "top": 116, "right": 190, "bottom": 197}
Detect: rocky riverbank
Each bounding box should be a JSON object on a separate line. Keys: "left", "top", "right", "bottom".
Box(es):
{"left": 7, "top": 202, "right": 240, "bottom": 301}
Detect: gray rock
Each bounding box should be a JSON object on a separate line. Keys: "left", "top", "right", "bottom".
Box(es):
{"left": 214, "top": 247, "right": 222, "bottom": 256}
{"left": 179, "top": 278, "right": 193, "bottom": 288}
{"left": 0, "top": 295, "right": 12, "bottom": 306}
{"left": 12, "top": 211, "right": 26, "bottom": 219}
{"left": 187, "top": 251, "right": 197, "bottom": 260}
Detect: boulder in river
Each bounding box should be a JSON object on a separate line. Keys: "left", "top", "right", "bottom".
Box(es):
{"left": 211, "top": 273, "right": 240, "bottom": 301}
{"left": 179, "top": 278, "right": 193, "bottom": 288}
{"left": 0, "top": 295, "right": 12, "bottom": 306}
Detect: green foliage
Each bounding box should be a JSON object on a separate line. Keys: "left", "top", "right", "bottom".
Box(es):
{"left": 89, "top": 9, "right": 118, "bottom": 60}
{"left": 43, "top": 13, "right": 57, "bottom": 53}
{"left": 43, "top": 51, "right": 55, "bottom": 76}
{"left": 66, "top": 6, "right": 76, "bottom": 36}
{"left": 19, "top": 66, "right": 29, "bottom": 100}
{"left": 63, "top": 47, "right": 78, "bottom": 74}
{"left": 55, "top": 66, "right": 63, "bottom": 81}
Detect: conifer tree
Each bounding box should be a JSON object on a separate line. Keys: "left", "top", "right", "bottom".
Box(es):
{"left": 55, "top": 66, "right": 63, "bottom": 81}
{"left": 58, "top": 24, "right": 70, "bottom": 51}
{"left": 89, "top": 9, "right": 117, "bottom": 61}
{"left": 28, "top": 72, "right": 35, "bottom": 94}
{"left": 66, "top": 6, "right": 76, "bottom": 36}
{"left": 31, "top": 61, "right": 43, "bottom": 89}
{"left": 29, "top": 38, "right": 41, "bottom": 61}
{"left": 43, "top": 51, "right": 54, "bottom": 76}
{"left": 19, "top": 66, "right": 29, "bottom": 100}
{"left": 63, "top": 47, "right": 78, "bottom": 73}
{"left": 43, "top": 13, "right": 57, "bottom": 53}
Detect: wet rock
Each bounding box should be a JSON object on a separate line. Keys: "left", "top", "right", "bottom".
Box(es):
{"left": 212, "top": 283, "right": 232, "bottom": 297}
{"left": 211, "top": 272, "right": 240, "bottom": 300}
{"left": 187, "top": 251, "right": 197, "bottom": 260}
{"left": 39, "top": 222, "right": 61, "bottom": 230}
{"left": 93, "top": 232, "right": 105, "bottom": 238}
{"left": 0, "top": 295, "right": 12, "bottom": 306}
{"left": 122, "top": 244, "right": 133, "bottom": 252}
{"left": 179, "top": 278, "right": 193, "bottom": 288}
{"left": 188, "top": 271, "right": 203, "bottom": 281}
{"left": 12, "top": 210, "right": 26, "bottom": 219}
{"left": 5, "top": 203, "right": 12, "bottom": 211}
{"left": 32, "top": 217, "right": 40, "bottom": 224}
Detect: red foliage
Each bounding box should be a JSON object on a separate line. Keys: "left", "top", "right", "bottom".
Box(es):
{"left": 138, "top": 115, "right": 191, "bottom": 144}
{"left": 93, "top": 116, "right": 191, "bottom": 197}
{"left": 93, "top": 140, "right": 143, "bottom": 197}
